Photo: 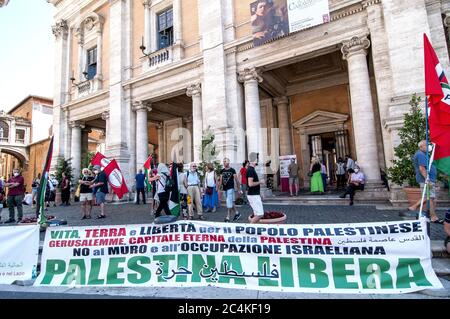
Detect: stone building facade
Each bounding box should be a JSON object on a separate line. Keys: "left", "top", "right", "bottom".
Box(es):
{"left": 49, "top": 0, "right": 450, "bottom": 202}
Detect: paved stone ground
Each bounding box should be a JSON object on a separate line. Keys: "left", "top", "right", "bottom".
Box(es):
{"left": 0, "top": 200, "right": 446, "bottom": 241}
{"left": 0, "top": 200, "right": 449, "bottom": 299}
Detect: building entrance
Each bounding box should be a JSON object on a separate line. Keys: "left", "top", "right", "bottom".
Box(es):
{"left": 309, "top": 130, "right": 350, "bottom": 188}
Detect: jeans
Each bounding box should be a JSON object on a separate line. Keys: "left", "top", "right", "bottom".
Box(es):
{"left": 7, "top": 195, "right": 23, "bottom": 220}
{"left": 336, "top": 175, "right": 346, "bottom": 190}
{"left": 241, "top": 184, "right": 248, "bottom": 203}
{"left": 136, "top": 187, "right": 146, "bottom": 204}
{"left": 345, "top": 184, "right": 365, "bottom": 202}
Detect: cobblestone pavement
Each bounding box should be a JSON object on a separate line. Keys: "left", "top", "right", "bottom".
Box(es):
{"left": 1, "top": 200, "right": 446, "bottom": 241}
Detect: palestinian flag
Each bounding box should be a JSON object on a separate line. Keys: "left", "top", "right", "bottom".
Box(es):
{"left": 424, "top": 34, "right": 450, "bottom": 175}
{"left": 143, "top": 156, "right": 152, "bottom": 192}
{"left": 36, "top": 136, "right": 54, "bottom": 224}
{"left": 168, "top": 163, "right": 180, "bottom": 217}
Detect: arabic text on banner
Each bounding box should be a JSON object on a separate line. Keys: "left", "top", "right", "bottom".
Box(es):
{"left": 35, "top": 220, "right": 442, "bottom": 293}
{"left": 0, "top": 225, "right": 40, "bottom": 284}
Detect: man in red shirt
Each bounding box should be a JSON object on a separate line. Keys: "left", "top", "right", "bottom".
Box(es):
{"left": 4, "top": 168, "right": 25, "bottom": 223}
{"left": 239, "top": 160, "right": 249, "bottom": 204}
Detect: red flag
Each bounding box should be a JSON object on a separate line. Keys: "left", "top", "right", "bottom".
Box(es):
{"left": 90, "top": 152, "right": 111, "bottom": 168}
{"left": 424, "top": 34, "right": 450, "bottom": 147}
{"left": 143, "top": 156, "right": 152, "bottom": 170}
{"left": 103, "top": 159, "right": 129, "bottom": 199}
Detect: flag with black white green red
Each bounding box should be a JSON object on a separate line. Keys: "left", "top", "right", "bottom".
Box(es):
{"left": 36, "top": 136, "right": 54, "bottom": 224}
{"left": 143, "top": 156, "right": 152, "bottom": 192}
{"left": 424, "top": 34, "right": 450, "bottom": 175}
{"left": 168, "top": 162, "right": 180, "bottom": 217}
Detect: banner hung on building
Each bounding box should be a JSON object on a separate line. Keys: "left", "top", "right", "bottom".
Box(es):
{"left": 0, "top": 225, "right": 39, "bottom": 284}
{"left": 36, "top": 220, "right": 442, "bottom": 293}
{"left": 250, "top": 0, "right": 330, "bottom": 47}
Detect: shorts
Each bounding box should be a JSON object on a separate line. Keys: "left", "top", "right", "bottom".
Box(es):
{"left": 247, "top": 195, "right": 264, "bottom": 216}
{"left": 289, "top": 177, "right": 299, "bottom": 184}
{"left": 419, "top": 182, "right": 436, "bottom": 198}
{"left": 224, "top": 189, "right": 235, "bottom": 209}
{"left": 80, "top": 193, "right": 93, "bottom": 202}
{"left": 96, "top": 192, "right": 106, "bottom": 204}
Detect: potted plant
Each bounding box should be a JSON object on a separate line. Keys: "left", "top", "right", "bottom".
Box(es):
{"left": 387, "top": 94, "right": 426, "bottom": 205}
{"left": 248, "top": 211, "right": 287, "bottom": 224}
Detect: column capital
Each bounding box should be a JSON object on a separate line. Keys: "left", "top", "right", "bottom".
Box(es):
{"left": 101, "top": 111, "right": 110, "bottom": 121}
{"left": 186, "top": 83, "right": 202, "bottom": 97}
{"left": 52, "top": 19, "right": 69, "bottom": 39}
{"left": 70, "top": 121, "right": 85, "bottom": 129}
{"left": 444, "top": 11, "right": 450, "bottom": 27}
{"left": 132, "top": 101, "right": 152, "bottom": 112}
{"left": 341, "top": 36, "right": 371, "bottom": 60}
{"left": 274, "top": 96, "right": 289, "bottom": 106}
{"left": 238, "top": 68, "right": 263, "bottom": 84}
{"left": 142, "top": 0, "right": 152, "bottom": 8}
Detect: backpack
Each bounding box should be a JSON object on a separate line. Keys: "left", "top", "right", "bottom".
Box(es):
{"left": 161, "top": 173, "right": 174, "bottom": 192}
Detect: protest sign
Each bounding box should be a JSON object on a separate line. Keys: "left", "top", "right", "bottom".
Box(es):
{"left": 36, "top": 220, "right": 442, "bottom": 293}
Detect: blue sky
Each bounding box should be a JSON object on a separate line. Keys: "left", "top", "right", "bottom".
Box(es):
{"left": 0, "top": 0, "right": 55, "bottom": 111}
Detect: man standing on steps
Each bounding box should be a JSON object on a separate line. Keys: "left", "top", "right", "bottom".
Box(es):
{"left": 135, "top": 169, "right": 146, "bottom": 205}
{"left": 288, "top": 158, "right": 299, "bottom": 197}
{"left": 218, "top": 158, "right": 241, "bottom": 222}
{"left": 247, "top": 152, "right": 265, "bottom": 224}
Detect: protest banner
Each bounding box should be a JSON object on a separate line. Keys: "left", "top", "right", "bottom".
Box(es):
{"left": 35, "top": 220, "right": 442, "bottom": 293}
{"left": 0, "top": 225, "right": 40, "bottom": 284}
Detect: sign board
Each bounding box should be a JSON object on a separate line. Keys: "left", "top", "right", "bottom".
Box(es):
{"left": 36, "top": 220, "right": 442, "bottom": 293}
{"left": 250, "top": 0, "right": 330, "bottom": 47}
{"left": 0, "top": 225, "right": 39, "bottom": 284}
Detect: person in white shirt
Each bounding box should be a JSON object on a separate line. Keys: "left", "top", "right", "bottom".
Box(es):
{"left": 177, "top": 163, "right": 188, "bottom": 219}
{"left": 184, "top": 162, "right": 205, "bottom": 220}
{"left": 203, "top": 163, "right": 219, "bottom": 213}
{"left": 339, "top": 166, "right": 365, "bottom": 206}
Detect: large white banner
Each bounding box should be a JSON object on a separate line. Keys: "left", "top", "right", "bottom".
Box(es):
{"left": 0, "top": 225, "right": 40, "bottom": 284}
{"left": 35, "top": 220, "right": 442, "bottom": 294}
{"left": 287, "top": 0, "right": 330, "bottom": 33}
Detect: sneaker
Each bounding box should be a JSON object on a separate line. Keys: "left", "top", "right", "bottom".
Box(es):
{"left": 349, "top": 201, "right": 354, "bottom": 206}
{"left": 4, "top": 219, "right": 15, "bottom": 224}
{"left": 339, "top": 194, "right": 346, "bottom": 199}
{"left": 198, "top": 216, "right": 207, "bottom": 221}
{"left": 212, "top": 207, "right": 216, "bottom": 213}
{"left": 17, "top": 218, "right": 22, "bottom": 223}
{"left": 224, "top": 217, "right": 230, "bottom": 223}
{"left": 233, "top": 211, "right": 242, "bottom": 222}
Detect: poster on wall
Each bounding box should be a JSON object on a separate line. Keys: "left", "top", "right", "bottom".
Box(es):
{"left": 0, "top": 225, "right": 40, "bottom": 284}
{"left": 250, "top": 0, "right": 330, "bottom": 47}
{"left": 35, "top": 220, "right": 443, "bottom": 294}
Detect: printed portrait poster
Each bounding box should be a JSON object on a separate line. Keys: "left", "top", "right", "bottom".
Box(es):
{"left": 251, "top": 0, "right": 289, "bottom": 47}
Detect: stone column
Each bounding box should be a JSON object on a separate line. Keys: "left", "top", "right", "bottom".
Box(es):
{"left": 186, "top": 84, "right": 203, "bottom": 163}
{"left": 143, "top": 0, "right": 151, "bottom": 52}
{"left": 238, "top": 68, "right": 263, "bottom": 157}
{"left": 81, "top": 127, "right": 91, "bottom": 163}
{"left": 341, "top": 36, "right": 381, "bottom": 183}
{"left": 95, "top": 19, "right": 104, "bottom": 83}
{"left": 64, "top": 110, "right": 72, "bottom": 160}
{"left": 101, "top": 111, "right": 110, "bottom": 151}
{"left": 182, "top": 116, "right": 193, "bottom": 164}
{"left": 157, "top": 123, "right": 165, "bottom": 164}
{"left": 51, "top": 19, "right": 69, "bottom": 169}
{"left": 70, "top": 121, "right": 85, "bottom": 179}
{"left": 133, "top": 101, "right": 151, "bottom": 169}
{"left": 274, "top": 97, "right": 293, "bottom": 156}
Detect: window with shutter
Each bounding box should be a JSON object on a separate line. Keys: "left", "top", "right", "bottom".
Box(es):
{"left": 87, "top": 47, "right": 97, "bottom": 80}
{"left": 157, "top": 8, "right": 174, "bottom": 50}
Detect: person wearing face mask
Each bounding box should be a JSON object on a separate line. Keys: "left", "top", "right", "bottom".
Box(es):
{"left": 90, "top": 165, "right": 109, "bottom": 219}
{"left": 4, "top": 168, "right": 25, "bottom": 223}
{"left": 340, "top": 166, "right": 365, "bottom": 206}
{"left": 79, "top": 168, "right": 95, "bottom": 220}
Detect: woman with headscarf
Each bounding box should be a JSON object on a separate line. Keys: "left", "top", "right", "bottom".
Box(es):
{"left": 309, "top": 157, "right": 324, "bottom": 194}
{"left": 148, "top": 163, "right": 172, "bottom": 218}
